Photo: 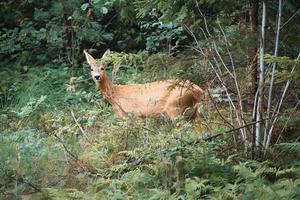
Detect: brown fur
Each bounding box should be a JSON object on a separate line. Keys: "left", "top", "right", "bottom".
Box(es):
{"left": 84, "top": 50, "right": 204, "bottom": 119}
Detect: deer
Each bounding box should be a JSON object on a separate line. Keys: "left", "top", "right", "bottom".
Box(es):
{"left": 84, "top": 49, "right": 204, "bottom": 119}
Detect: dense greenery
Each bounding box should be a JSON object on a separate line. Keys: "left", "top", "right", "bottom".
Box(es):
{"left": 1, "top": 0, "right": 299, "bottom": 199}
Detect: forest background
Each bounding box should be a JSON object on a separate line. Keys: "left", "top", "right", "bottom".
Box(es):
{"left": 0, "top": 0, "right": 300, "bottom": 199}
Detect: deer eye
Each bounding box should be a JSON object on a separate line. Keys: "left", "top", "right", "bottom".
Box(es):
{"left": 100, "top": 68, "right": 104, "bottom": 71}
{"left": 91, "top": 68, "right": 93, "bottom": 71}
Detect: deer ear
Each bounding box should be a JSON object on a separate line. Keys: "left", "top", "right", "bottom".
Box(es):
{"left": 102, "top": 49, "right": 111, "bottom": 58}
{"left": 83, "top": 50, "right": 96, "bottom": 65}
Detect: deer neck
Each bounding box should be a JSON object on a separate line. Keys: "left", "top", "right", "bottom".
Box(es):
{"left": 97, "top": 73, "right": 115, "bottom": 99}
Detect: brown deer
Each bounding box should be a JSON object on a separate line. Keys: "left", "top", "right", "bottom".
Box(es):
{"left": 84, "top": 49, "right": 204, "bottom": 119}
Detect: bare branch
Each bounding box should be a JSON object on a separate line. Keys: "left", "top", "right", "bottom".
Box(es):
{"left": 265, "top": 52, "right": 300, "bottom": 151}
{"left": 70, "top": 109, "right": 91, "bottom": 143}
{"left": 204, "top": 118, "right": 269, "bottom": 141}
{"left": 206, "top": 89, "right": 235, "bottom": 129}
{"left": 264, "top": 0, "right": 282, "bottom": 149}
{"left": 187, "top": 4, "right": 248, "bottom": 140}
{"left": 275, "top": 99, "right": 300, "bottom": 144}
{"left": 196, "top": 1, "right": 212, "bottom": 37}
{"left": 280, "top": 7, "right": 300, "bottom": 29}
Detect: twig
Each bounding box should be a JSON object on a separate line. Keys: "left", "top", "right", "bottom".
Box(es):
{"left": 197, "top": 7, "right": 247, "bottom": 140}
{"left": 185, "top": 5, "right": 248, "bottom": 140}
{"left": 13, "top": 175, "right": 42, "bottom": 193}
{"left": 206, "top": 89, "right": 234, "bottom": 129}
{"left": 48, "top": 132, "right": 99, "bottom": 176}
{"left": 276, "top": 99, "right": 300, "bottom": 144}
{"left": 50, "top": 132, "right": 79, "bottom": 161}
{"left": 203, "top": 118, "right": 268, "bottom": 141}
{"left": 70, "top": 110, "right": 108, "bottom": 156}
{"left": 196, "top": 1, "right": 212, "bottom": 37}
{"left": 265, "top": 52, "right": 300, "bottom": 150}
{"left": 217, "top": 20, "right": 248, "bottom": 136}
{"left": 184, "top": 118, "right": 269, "bottom": 147}
{"left": 23, "top": 179, "right": 42, "bottom": 192}
{"left": 70, "top": 109, "right": 91, "bottom": 143}
{"left": 280, "top": 7, "right": 300, "bottom": 29}
{"left": 142, "top": 126, "right": 159, "bottom": 135}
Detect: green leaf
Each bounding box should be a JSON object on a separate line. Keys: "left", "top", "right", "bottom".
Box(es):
{"left": 112, "top": 192, "right": 123, "bottom": 200}
{"left": 101, "top": 7, "right": 108, "bottom": 14}
{"left": 102, "top": 32, "right": 114, "bottom": 41}
{"left": 81, "top": 3, "right": 89, "bottom": 11}
{"left": 50, "top": 2, "right": 63, "bottom": 17}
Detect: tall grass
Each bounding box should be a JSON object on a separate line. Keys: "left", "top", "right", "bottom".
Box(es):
{"left": 1, "top": 53, "right": 299, "bottom": 199}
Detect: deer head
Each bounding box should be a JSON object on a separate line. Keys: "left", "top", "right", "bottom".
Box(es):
{"left": 83, "top": 49, "right": 111, "bottom": 85}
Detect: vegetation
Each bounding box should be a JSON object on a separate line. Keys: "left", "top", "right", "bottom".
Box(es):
{"left": 1, "top": 0, "right": 299, "bottom": 199}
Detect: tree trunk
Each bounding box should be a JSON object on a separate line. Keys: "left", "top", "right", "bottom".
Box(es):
{"left": 255, "top": 0, "right": 267, "bottom": 152}
{"left": 249, "top": 0, "right": 259, "bottom": 159}
{"left": 264, "top": 0, "right": 282, "bottom": 152}
{"left": 249, "top": 0, "right": 259, "bottom": 96}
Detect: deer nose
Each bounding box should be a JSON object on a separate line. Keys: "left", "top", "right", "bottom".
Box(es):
{"left": 94, "top": 75, "right": 100, "bottom": 80}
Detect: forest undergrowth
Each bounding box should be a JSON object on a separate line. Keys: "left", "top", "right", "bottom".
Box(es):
{"left": 1, "top": 52, "right": 299, "bottom": 200}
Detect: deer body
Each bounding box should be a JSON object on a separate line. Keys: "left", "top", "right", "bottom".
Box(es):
{"left": 84, "top": 50, "right": 204, "bottom": 119}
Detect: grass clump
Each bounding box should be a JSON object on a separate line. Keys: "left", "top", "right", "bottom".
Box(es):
{"left": 1, "top": 52, "right": 300, "bottom": 199}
